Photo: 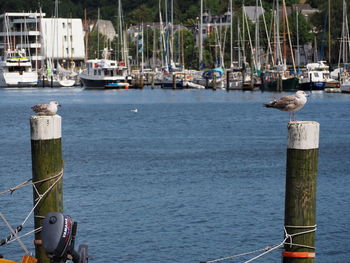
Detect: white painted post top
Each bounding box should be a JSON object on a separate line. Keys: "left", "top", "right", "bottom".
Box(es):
{"left": 30, "top": 115, "right": 62, "bottom": 140}
{"left": 287, "top": 121, "right": 320, "bottom": 150}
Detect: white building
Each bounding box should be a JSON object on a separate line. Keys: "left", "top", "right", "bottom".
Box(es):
{"left": 0, "top": 12, "right": 85, "bottom": 69}
{"left": 40, "top": 18, "right": 85, "bottom": 60}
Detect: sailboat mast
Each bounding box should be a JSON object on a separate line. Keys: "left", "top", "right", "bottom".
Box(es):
{"left": 328, "top": 0, "right": 331, "bottom": 64}
{"left": 296, "top": 7, "right": 300, "bottom": 73}
{"left": 171, "top": 0, "right": 174, "bottom": 64}
{"left": 97, "top": 7, "right": 100, "bottom": 59}
{"left": 199, "top": 0, "right": 203, "bottom": 67}
{"left": 152, "top": 23, "right": 156, "bottom": 70}
{"left": 230, "top": 0, "right": 233, "bottom": 65}
{"left": 276, "top": 0, "right": 280, "bottom": 65}
{"left": 118, "top": 0, "right": 124, "bottom": 62}
{"left": 255, "top": 0, "right": 260, "bottom": 70}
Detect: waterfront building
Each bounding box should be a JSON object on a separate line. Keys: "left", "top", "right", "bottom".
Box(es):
{"left": 0, "top": 12, "right": 85, "bottom": 71}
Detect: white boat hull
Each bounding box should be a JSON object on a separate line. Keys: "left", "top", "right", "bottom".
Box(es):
{"left": 0, "top": 71, "right": 38, "bottom": 87}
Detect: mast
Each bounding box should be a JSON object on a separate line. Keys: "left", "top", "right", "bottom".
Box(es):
{"left": 118, "top": 0, "right": 124, "bottom": 61}
{"left": 199, "top": 0, "right": 203, "bottom": 67}
{"left": 254, "top": 0, "right": 260, "bottom": 70}
{"left": 276, "top": 0, "right": 280, "bottom": 65}
{"left": 141, "top": 22, "right": 144, "bottom": 72}
{"left": 97, "top": 7, "right": 100, "bottom": 59}
{"left": 328, "top": 0, "right": 331, "bottom": 64}
{"left": 242, "top": 5, "right": 246, "bottom": 66}
{"left": 171, "top": 0, "right": 174, "bottom": 64}
{"left": 152, "top": 23, "right": 156, "bottom": 70}
{"left": 230, "top": 0, "right": 233, "bottom": 65}
{"left": 296, "top": 7, "right": 300, "bottom": 73}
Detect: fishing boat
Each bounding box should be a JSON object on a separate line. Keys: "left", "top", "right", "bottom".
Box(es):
{"left": 261, "top": 68, "right": 299, "bottom": 92}
{"left": 79, "top": 58, "right": 131, "bottom": 89}
{"left": 298, "top": 61, "right": 330, "bottom": 91}
{"left": 0, "top": 50, "right": 38, "bottom": 87}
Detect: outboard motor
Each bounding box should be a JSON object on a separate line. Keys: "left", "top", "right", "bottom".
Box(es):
{"left": 41, "top": 212, "right": 88, "bottom": 263}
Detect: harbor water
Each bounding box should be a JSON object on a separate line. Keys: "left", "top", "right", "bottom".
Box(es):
{"left": 0, "top": 88, "right": 349, "bottom": 263}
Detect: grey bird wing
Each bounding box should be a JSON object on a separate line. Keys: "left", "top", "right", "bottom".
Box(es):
{"left": 31, "top": 104, "right": 49, "bottom": 113}
{"left": 267, "top": 95, "right": 297, "bottom": 110}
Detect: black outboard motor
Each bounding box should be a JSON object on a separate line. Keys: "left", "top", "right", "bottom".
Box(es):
{"left": 41, "top": 212, "right": 88, "bottom": 263}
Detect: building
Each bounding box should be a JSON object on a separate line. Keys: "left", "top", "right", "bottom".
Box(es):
{"left": 41, "top": 18, "right": 85, "bottom": 61}
{"left": 201, "top": 9, "right": 233, "bottom": 38}
{"left": 0, "top": 12, "right": 85, "bottom": 70}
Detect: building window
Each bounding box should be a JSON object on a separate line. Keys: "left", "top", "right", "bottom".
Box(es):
{"left": 64, "top": 35, "right": 67, "bottom": 41}
{"left": 62, "top": 22, "right": 65, "bottom": 28}
{"left": 70, "top": 35, "right": 73, "bottom": 42}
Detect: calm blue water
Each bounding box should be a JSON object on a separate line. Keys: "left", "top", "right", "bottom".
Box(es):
{"left": 0, "top": 88, "right": 349, "bottom": 263}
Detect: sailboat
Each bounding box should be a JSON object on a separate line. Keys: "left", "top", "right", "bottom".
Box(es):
{"left": 337, "top": 0, "right": 350, "bottom": 93}
{"left": 261, "top": 0, "right": 298, "bottom": 91}
{"left": 40, "top": 0, "right": 76, "bottom": 87}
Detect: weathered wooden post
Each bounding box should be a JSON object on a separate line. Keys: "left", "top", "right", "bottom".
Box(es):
{"left": 42, "top": 76, "right": 45, "bottom": 88}
{"left": 226, "top": 70, "right": 230, "bottom": 91}
{"left": 30, "top": 115, "right": 63, "bottom": 263}
{"left": 173, "top": 73, "right": 176, "bottom": 89}
{"left": 283, "top": 121, "right": 319, "bottom": 263}
{"left": 212, "top": 74, "right": 217, "bottom": 90}
{"left": 151, "top": 73, "right": 155, "bottom": 89}
{"left": 50, "top": 76, "right": 53, "bottom": 88}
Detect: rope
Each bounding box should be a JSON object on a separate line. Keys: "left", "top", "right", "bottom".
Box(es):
{"left": 201, "top": 225, "right": 317, "bottom": 263}
{"left": 0, "top": 170, "right": 63, "bottom": 195}
{"left": 0, "top": 213, "right": 29, "bottom": 254}
{"left": 22, "top": 169, "right": 64, "bottom": 226}
{"left": 0, "top": 225, "right": 23, "bottom": 246}
{"left": 200, "top": 247, "right": 273, "bottom": 263}
{"left": 284, "top": 225, "right": 317, "bottom": 250}
{"left": 0, "top": 169, "right": 63, "bottom": 248}
{"left": 6, "top": 227, "right": 42, "bottom": 245}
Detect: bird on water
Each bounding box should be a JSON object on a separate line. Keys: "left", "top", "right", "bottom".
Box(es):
{"left": 264, "top": 90, "right": 309, "bottom": 122}
{"left": 31, "top": 101, "right": 61, "bottom": 116}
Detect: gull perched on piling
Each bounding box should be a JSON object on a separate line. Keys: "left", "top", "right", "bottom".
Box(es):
{"left": 31, "top": 101, "right": 61, "bottom": 116}
{"left": 264, "top": 91, "right": 309, "bottom": 122}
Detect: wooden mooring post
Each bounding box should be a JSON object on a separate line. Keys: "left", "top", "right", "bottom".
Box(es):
{"left": 30, "top": 115, "right": 63, "bottom": 263}
{"left": 283, "top": 121, "right": 319, "bottom": 263}
{"left": 226, "top": 70, "right": 231, "bottom": 91}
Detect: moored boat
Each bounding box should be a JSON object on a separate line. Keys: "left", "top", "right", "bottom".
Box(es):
{"left": 79, "top": 59, "right": 131, "bottom": 89}
{"left": 0, "top": 50, "right": 38, "bottom": 87}
{"left": 298, "top": 61, "right": 335, "bottom": 91}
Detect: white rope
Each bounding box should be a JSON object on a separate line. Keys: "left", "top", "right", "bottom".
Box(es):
{"left": 202, "top": 247, "right": 272, "bottom": 263}
{"left": 22, "top": 169, "right": 64, "bottom": 226}
{"left": 0, "top": 169, "right": 63, "bottom": 249}
{"left": 6, "top": 227, "right": 42, "bottom": 245}
{"left": 201, "top": 224, "right": 317, "bottom": 263}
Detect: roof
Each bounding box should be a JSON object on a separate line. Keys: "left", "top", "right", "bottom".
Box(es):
{"left": 243, "top": 6, "right": 265, "bottom": 23}
{"left": 91, "top": 19, "right": 116, "bottom": 41}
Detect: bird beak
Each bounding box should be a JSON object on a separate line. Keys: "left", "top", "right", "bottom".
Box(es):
{"left": 58, "top": 104, "right": 61, "bottom": 107}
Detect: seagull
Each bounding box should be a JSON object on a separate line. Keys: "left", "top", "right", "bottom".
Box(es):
{"left": 264, "top": 90, "right": 309, "bottom": 122}
{"left": 130, "top": 109, "right": 138, "bottom": 113}
{"left": 31, "top": 101, "right": 61, "bottom": 116}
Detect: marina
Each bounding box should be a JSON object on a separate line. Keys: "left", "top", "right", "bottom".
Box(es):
{"left": 0, "top": 88, "right": 349, "bottom": 262}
